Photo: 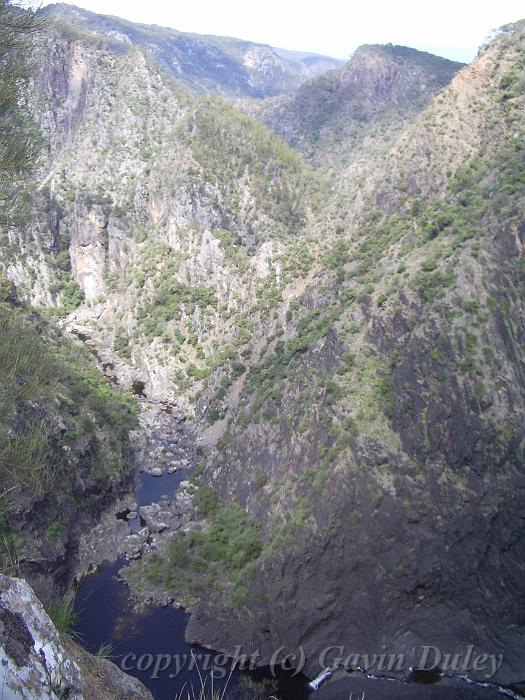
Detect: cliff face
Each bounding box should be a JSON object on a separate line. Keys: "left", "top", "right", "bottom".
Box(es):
{"left": 2, "top": 7, "right": 525, "bottom": 695}
{"left": 185, "top": 22, "right": 525, "bottom": 689}
{"left": 4, "top": 22, "right": 321, "bottom": 411}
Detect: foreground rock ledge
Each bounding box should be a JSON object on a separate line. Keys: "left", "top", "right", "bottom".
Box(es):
{"left": 0, "top": 575, "right": 152, "bottom": 700}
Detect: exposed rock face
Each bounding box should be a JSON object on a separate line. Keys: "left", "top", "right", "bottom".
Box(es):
{"left": 8, "top": 20, "right": 320, "bottom": 405}
{"left": 3, "top": 5, "right": 525, "bottom": 698}
{"left": 61, "top": 635, "right": 153, "bottom": 700}
{"left": 0, "top": 575, "right": 153, "bottom": 700}
{"left": 183, "top": 22, "right": 525, "bottom": 691}
{"left": 69, "top": 209, "right": 107, "bottom": 302}
{"left": 316, "top": 671, "right": 511, "bottom": 699}
{"left": 0, "top": 575, "right": 82, "bottom": 699}
{"left": 38, "top": 3, "right": 343, "bottom": 98}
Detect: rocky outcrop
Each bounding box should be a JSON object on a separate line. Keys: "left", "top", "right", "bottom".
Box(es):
{"left": 61, "top": 635, "right": 153, "bottom": 700}
{"left": 0, "top": 575, "right": 152, "bottom": 700}
{"left": 3, "top": 6, "right": 525, "bottom": 699}
{"left": 183, "top": 22, "right": 525, "bottom": 692}
{"left": 0, "top": 575, "right": 82, "bottom": 699}
{"left": 316, "top": 671, "right": 513, "bottom": 699}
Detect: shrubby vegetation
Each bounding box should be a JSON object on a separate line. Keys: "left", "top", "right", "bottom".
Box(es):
{"left": 0, "top": 292, "right": 137, "bottom": 572}
{"left": 0, "top": 301, "right": 59, "bottom": 499}
{"left": 0, "top": 0, "right": 42, "bottom": 226}
{"left": 184, "top": 97, "right": 318, "bottom": 238}
{"left": 244, "top": 306, "right": 339, "bottom": 408}
{"left": 137, "top": 257, "right": 218, "bottom": 341}
{"left": 140, "top": 485, "right": 262, "bottom": 608}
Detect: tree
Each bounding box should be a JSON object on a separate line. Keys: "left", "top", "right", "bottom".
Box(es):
{"left": 0, "top": 0, "right": 42, "bottom": 226}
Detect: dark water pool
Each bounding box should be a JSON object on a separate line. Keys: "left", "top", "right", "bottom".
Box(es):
{"left": 136, "top": 470, "right": 188, "bottom": 507}
{"left": 73, "top": 471, "right": 311, "bottom": 699}
{"left": 73, "top": 558, "right": 311, "bottom": 699}
{"left": 74, "top": 558, "right": 211, "bottom": 699}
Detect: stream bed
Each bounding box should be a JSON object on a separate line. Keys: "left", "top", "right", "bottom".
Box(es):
{"left": 72, "top": 469, "right": 312, "bottom": 699}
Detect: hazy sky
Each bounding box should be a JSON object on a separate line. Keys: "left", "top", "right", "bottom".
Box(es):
{"left": 34, "top": 0, "right": 525, "bottom": 62}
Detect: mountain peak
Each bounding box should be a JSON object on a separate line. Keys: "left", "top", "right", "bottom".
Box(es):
{"left": 250, "top": 41, "right": 463, "bottom": 167}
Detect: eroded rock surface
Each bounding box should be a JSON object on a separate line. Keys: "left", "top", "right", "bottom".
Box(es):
{"left": 0, "top": 575, "right": 82, "bottom": 699}
{"left": 0, "top": 575, "right": 153, "bottom": 700}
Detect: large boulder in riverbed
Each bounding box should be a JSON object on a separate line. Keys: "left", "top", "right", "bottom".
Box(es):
{"left": 140, "top": 503, "right": 173, "bottom": 533}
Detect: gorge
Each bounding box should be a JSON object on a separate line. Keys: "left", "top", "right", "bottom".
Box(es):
{"left": 1, "top": 3, "right": 525, "bottom": 699}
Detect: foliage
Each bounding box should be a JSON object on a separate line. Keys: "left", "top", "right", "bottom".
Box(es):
{"left": 184, "top": 97, "right": 317, "bottom": 237}
{"left": 47, "top": 597, "right": 78, "bottom": 635}
{"left": 138, "top": 257, "right": 217, "bottom": 341}
{"left": 141, "top": 488, "right": 262, "bottom": 608}
{"left": 0, "top": 0, "right": 42, "bottom": 225}
{"left": 60, "top": 278, "right": 85, "bottom": 312}
{"left": 0, "top": 303, "right": 60, "bottom": 498}
{"left": 113, "top": 326, "right": 132, "bottom": 360}
{"left": 245, "top": 306, "right": 339, "bottom": 407}
{"left": 0, "top": 299, "right": 137, "bottom": 518}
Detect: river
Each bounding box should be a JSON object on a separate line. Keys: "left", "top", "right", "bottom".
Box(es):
{"left": 72, "top": 470, "right": 524, "bottom": 700}
{"left": 72, "top": 469, "right": 312, "bottom": 700}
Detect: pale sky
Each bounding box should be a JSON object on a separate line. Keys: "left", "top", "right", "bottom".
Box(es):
{"left": 34, "top": 0, "right": 525, "bottom": 62}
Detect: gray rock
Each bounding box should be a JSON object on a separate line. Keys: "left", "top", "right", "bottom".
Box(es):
{"left": 316, "top": 673, "right": 505, "bottom": 699}
{"left": 0, "top": 575, "right": 83, "bottom": 699}
{"left": 140, "top": 504, "right": 173, "bottom": 533}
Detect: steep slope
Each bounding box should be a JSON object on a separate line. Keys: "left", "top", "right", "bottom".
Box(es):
{"left": 38, "top": 3, "right": 343, "bottom": 98}
{"left": 0, "top": 280, "right": 138, "bottom": 601}
{"left": 249, "top": 44, "right": 463, "bottom": 171}
{"left": 1, "top": 18, "right": 325, "bottom": 413}
{"left": 3, "top": 6, "right": 525, "bottom": 695}
{"left": 125, "top": 21, "right": 525, "bottom": 691}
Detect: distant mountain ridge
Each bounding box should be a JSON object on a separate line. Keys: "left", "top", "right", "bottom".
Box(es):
{"left": 249, "top": 43, "right": 464, "bottom": 170}
{"left": 38, "top": 3, "right": 344, "bottom": 98}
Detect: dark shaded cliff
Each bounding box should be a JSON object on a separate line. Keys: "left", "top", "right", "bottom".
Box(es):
{"left": 182, "top": 22, "right": 525, "bottom": 691}
{"left": 2, "top": 6, "right": 524, "bottom": 695}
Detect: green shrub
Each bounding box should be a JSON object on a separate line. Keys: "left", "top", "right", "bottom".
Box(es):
{"left": 47, "top": 597, "right": 78, "bottom": 635}
{"left": 143, "top": 489, "right": 263, "bottom": 608}
{"left": 113, "top": 326, "right": 132, "bottom": 360}
{"left": 60, "top": 279, "right": 84, "bottom": 312}
{"left": 0, "top": 300, "right": 137, "bottom": 515}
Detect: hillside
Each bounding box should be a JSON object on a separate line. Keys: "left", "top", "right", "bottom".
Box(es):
{"left": 2, "top": 18, "right": 326, "bottom": 416}
{"left": 248, "top": 43, "right": 464, "bottom": 173}
{"left": 1, "top": 5, "right": 525, "bottom": 699}
{"left": 131, "top": 20, "right": 525, "bottom": 691}
{"left": 38, "top": 3, "right": 343, "bottom": 98}
{"left": 0, "top": 278, "right": 138, "bottom": 601}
